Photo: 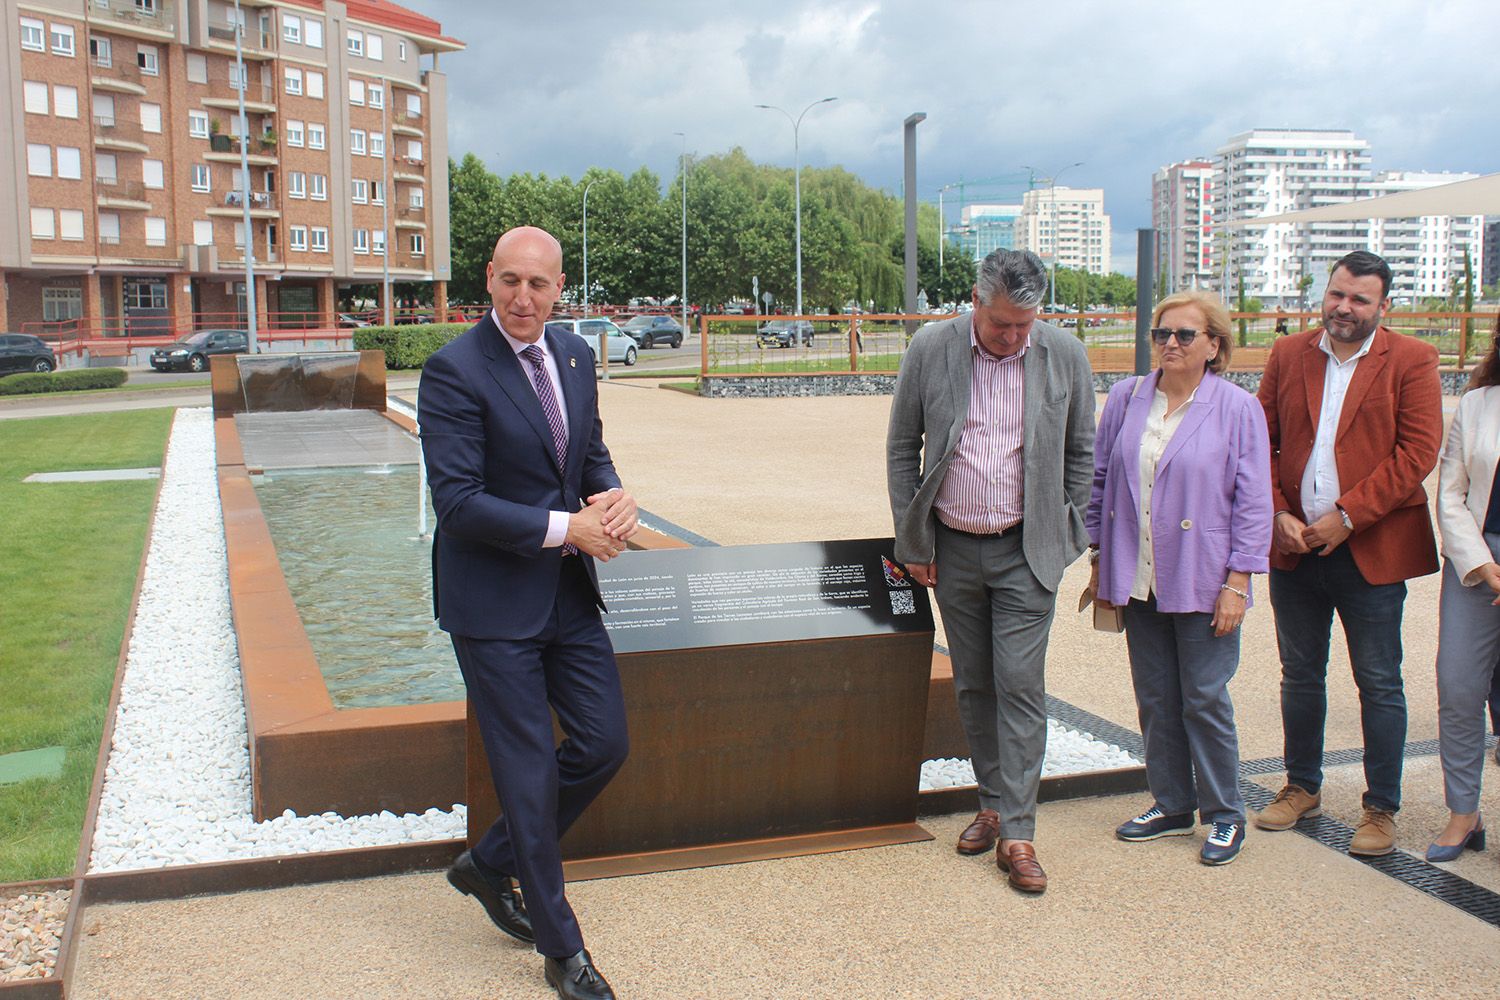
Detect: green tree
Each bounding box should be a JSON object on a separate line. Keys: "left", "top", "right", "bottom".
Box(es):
{"left": 446, "top": 154, "right": 503, "bottom": 303}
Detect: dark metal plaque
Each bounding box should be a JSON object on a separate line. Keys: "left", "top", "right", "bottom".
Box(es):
{"left": 598, "top": 538, "right": 933, "bottom": 654}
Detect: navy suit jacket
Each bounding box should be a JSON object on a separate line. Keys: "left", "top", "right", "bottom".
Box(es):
{"left": 418, "top": 313, "right": 622, "bottom": 640}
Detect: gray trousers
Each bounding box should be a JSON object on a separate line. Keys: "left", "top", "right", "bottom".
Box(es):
{"left": 1437, "top": 547, "right": 1500, "bottom": 814}
{"left": 1123, "top": 594, "right": 1245, "bottom": 825}
{"left": 934, "top": 525, "right": 1055, "bottom": 841}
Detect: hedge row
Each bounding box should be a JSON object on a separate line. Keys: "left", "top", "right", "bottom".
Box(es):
{"left": 0, "top": 367, "right": 128, "bottom": 396}
{"left": 353, "top": 324, "right": 468, "bottom": 369}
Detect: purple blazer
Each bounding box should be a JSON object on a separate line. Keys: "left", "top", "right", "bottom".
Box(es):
{"left": 1086, "top": 370, "right": 1273, "bottom": 613}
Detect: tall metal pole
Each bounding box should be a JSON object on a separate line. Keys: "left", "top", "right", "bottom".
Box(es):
{"left": 756, "top": 98, "right": 837, "bottom": 319}
{"left": 232, "top": 0, "right": 257, "bottom": 351}
{"left": 938, "top": 187, "right": 944, "bottom": 276}
{"left": 380, "top": 90, "right": 391, "bottom": 326}
{"left": 675, "top": 132, "right": 687, "bottom": 341}
{"left": 903, "top": 112, "right": 926, "bottom": 337}
{"left": 1135, "top": 228, "right": 1155, "bottom": 376}
{"left": 581, "top": 179, "right": 595, "bottom": 317}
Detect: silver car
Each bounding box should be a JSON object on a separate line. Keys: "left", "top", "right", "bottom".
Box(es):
{"left": 543, "top": 319, "right": 638, "bottom": 367}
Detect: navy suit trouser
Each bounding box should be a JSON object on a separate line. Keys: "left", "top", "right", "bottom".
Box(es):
{"left": 451, "top": 557, "right": 628, "bottom": 959}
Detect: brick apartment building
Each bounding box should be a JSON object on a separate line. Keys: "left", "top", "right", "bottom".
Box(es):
{"left": 0, "top": 0, "right": 461, "bottom": 342}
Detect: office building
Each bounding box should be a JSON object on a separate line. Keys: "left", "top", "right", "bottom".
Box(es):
{"left": 947, "top": 203, "right": 1021, "bottom": 264}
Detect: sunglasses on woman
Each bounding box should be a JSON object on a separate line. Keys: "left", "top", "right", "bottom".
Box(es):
{"left": 1150, "top": 327, "right": 1204, "bottom": 346}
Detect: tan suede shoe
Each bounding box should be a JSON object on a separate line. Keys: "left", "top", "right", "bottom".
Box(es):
{"left": 1253, "top": 784, "right": 1322, "bottom": 831}
{"left": 1349, "top": 808, "right": 1396, "bottom": 857}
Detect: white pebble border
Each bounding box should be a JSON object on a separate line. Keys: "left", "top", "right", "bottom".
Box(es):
{"left": 88, "top": 408, "right": 465, "bottom": 874}
{"left": 0, "top": 890, "right": 68, "bottom": 982}
{"left": 87, "top": 406, "right": 1139, "bottom": 873}
{"left": 920, "top": 720, "right": 1139, "bottom": 791}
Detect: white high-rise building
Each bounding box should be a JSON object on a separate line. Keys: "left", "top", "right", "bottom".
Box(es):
{"left": 1212, "top": 129, "right": 1373, "bottom": 306}
{"left": 1018, "top": 186, "right": 1111, "bottom": 276}
{"left": 1365, "top": 171, "right": 1484, "bottom": 302}
{"left": 1152, "top": 160, "right": 1215, "bottom": 292}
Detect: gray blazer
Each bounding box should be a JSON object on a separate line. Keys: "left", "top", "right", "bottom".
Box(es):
{"left": 886, "top": 312, "right": 1096, "bottom": 593}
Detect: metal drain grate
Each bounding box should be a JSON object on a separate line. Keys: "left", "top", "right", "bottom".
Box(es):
{"left": 1239, "top": 736, "right": 1482, "bottom": 778}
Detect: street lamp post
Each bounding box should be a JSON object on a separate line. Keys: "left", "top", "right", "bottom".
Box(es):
{"left": 232, "top": 0, "right": 257, "bottom": 351}
{"left": 1021, "top": 161, "right": 1083, "bottom": 309}
{"left": 755, "top": 97, "right": 837, "bottom": 319}
{"left": 581, "top": 179, "right": 596, "bottom": 317}
{"left": 674, "top": 132, "right": 688, "bottom": 345}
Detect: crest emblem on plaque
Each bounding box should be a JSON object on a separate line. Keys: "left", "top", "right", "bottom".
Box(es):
{"left": 881, "top": 556, "right": 910, "bottom": 588}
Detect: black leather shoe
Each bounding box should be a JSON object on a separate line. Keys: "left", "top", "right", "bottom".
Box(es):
{"left": 544, "top": 949, "right": 615, "bottom": 1000}
{"left": 446, "top": 850, "right": 534, "bottom": 944}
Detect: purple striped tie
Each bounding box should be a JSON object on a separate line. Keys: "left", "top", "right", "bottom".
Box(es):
{"left": 520, "top": 344, "right": 576, "bottom": 555}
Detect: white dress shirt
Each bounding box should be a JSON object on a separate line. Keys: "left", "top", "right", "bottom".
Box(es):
{"left": 1130, "top": 384, "right": 1196, "bottom": 601}
{"left": 494, "top": 309, "right": 572, "bottom": 548}
{"left": 1300, "top": 331, "right": 1376, "bottom": 523}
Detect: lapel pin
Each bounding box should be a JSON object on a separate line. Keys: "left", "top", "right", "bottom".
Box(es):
{"left": 569, "top": 357, "right": 577, "bottom": 368}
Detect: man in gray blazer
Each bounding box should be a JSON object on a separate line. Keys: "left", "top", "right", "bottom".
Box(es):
{"left": 887, "top": 249, "right": 1095, "bottom": 893}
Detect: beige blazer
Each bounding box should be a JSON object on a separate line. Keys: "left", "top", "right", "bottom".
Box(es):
{"left": 1438, "top": 384, "right": 1500, "bottom": 586}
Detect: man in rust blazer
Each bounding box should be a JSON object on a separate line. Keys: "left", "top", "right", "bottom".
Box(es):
{"left": 1253, "top": 250, "right": 1443, "bottom": 855}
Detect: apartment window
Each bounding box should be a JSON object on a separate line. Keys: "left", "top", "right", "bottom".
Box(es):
{"left": 96, "top": 153, "right": 118, "bottom": 185}
{"left": 193, "top": 219, "right": 212, "bottom": 245}
{"left": 286, "top": 120, "right": 304, "bottom": 147}
{"left": 288, "top": 171, "right": 306, "bottom": 198}
{"left": 90, "top": 36, "right": 111, "bottom": 66}
{"left": 407, "top": 139, "right": 422, "bottom": 162}
{"left": 350, "top": 129, "right": 366, "bottom": 155}
{"left": 284, "top": 67, "right": 303, "bottom": 96}
{"left": 409, "top": 187, "right": 424, "bottom": 209}
{"left": 57, "top": 147, "right": 82, "bottom": 180}
{"left": 372, "top": 229, "right": 385, "bottom": 255}
{"left": 59, "top": 209, "right": 85, "bottom": 241}
{"left": 398, "top": 40, "right": 406, "bottom": 62}
{"left": 406, "top": 93, "right": 421, "bottom": 118}
{"left": 310, "top": 174, "right": 327, "bottom": 200}
{"left": 369, "top": 133, "right": 384, "bottom": 157}
{"left": 367, "top": 34, "right": 383, "bottom": 60}
{"left": 306, "top": 71, "right": 324, "bottom": 99}
{"left": 347, "top": 30, "right": 363, "bottom": 56}
{"left": 53, "top": 85, "right": 78, "bottom": 118}
{"left": 43, "top": 287, "right": 82, "bottom": 321}
{"left": 145, "top": 217, "right": 166, "bottom": 246}
{"left": 30, "top": 209, "right": 55, "bottom": 239}
{"left": 351, "top": 179, "right": 368, "bottom": 203}
{"left": 20, "top": 18, "right": 44, "bottom": 52}
{"left": 232, "top": 222, "right": 245, "bottom": 248}
{"left": 348, "top": 79, "right": 365, "bottom": 105}
{"left": 310, "top": 227, "right": 328, "bottom": 252}
{"left": 305, "top": 19, "right": 323, "bottom": 48}
{"left": 410, "top": 233, "right": 424, "bottom": 256}
{"left": 140, "top": 102, "right": 161, "bottom": 133}
{"left": 281, "top": 13, "right": 301, "bottom": 44}
{"left": 143, "top": 159, "right": 164, "bottom": 189}
{"left": 137, "top": 44, "right": 158, "bottom": 75}
{"left": 124, "top": 280, "right": 167, "bottom": 309}
{"left": 352, "top": 228, "right": 369, "bottom": 254}
{"left": 289, "top": 225, "right": 307, "bottom": 251}
{"left": 98, "top": 213, "right": 121, "bottom": 245}
{"left": 23, "top": 81, "right": 48, "bottom": 115}
{"left": 307, "top": 123, "right": 325, "bottom": 149}
{"left": 191, "top": 164, "right": 210, "bottom": 192}
{"left": 368, "top": 84, "right": 383, "bottom": 109}
{"left": 51, "top": 23, "right": 75, "bottom": 56}
{"left": 229, "top": 63, "right": 245, "bottom": 92}
{"left": 187, "top": 110, "right": 208, "bottom": 138}
{"left": 27, "top": 145, "right": 51, "bottom": 178}
{"left": 187, "top": 52, "right": 207, "bottom": 83}
{"left": 370, "top": 181, "right": 383, "bottom": 205}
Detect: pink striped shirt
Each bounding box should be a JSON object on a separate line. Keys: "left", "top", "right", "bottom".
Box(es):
{"left": 933, "top": 331, "right": 1029, "bottom": 534}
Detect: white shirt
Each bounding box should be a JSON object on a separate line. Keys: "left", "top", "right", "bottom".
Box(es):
{"left": 1299, "top": 331, "right": 1376, "bottom": 523}
{"left": 1131, "top": 385, "right": 1196, "bottom": 601}
{"left": 493, "top": 309, "right": 572, "bottom": 548}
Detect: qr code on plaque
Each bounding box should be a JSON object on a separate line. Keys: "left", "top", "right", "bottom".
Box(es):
{"left": 889, "top": 589, "right": 916, "bottom": 615}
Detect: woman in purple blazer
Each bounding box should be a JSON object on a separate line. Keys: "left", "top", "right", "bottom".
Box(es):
{"left": 1086, "top": 291, "right": 1273, "bottom": 866}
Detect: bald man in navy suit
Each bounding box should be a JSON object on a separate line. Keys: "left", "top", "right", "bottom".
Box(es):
{"left": 419, "top": 226, "right": 636, "bottom": 1000}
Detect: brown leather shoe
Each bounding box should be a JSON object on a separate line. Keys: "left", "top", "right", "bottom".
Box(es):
{"left": 956, "top": 809, "right": 1001, "bottom": 855}
{"left": 997, "top": 841, "right": 1047, "bottom": 893}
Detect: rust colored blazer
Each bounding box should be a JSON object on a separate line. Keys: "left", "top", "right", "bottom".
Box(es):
{"left": 1257, "top": 326, "right": 1443, "bottom": 585}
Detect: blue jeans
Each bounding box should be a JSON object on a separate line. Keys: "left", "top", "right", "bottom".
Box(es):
{"left": 1269, "top": 544, "right": 1407, "bottom": 813}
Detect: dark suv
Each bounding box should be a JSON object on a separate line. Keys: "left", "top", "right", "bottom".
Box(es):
{"left": 149, "top": 328, "right": 249, "bottom": 372}
{"left": 0, "top": 334, "right": 56, "bottom": 374}
{"left": 756, "top": 320, "right": 815, "bottom": 348}
{"left": 620, "top": 314, "right": 684, "bottom": 349}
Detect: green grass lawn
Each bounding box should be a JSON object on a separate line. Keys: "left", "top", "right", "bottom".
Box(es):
{"left": 0, "top": 408, "right": 174, "bottom": 881}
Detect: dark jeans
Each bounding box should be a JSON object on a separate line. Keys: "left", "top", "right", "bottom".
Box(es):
{"left": 1269, "top": 544, "right": 1408, "bottom": 813}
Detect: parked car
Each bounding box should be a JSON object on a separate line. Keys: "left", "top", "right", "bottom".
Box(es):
{"left": 544, "top": 319, "right": 638, "bottom": 367}
{"left": 0, "top": 333, "right": 56, "bottom": 374}
{"left": 620, "top": 314, "right": 684, "bottom": 349}
{"left": 337, "top": 313, "right": 370, "bottom": 328}
{"left": 756, "top": 320, "right": 815, "bottom": 348}
{"left": 149, "top": 328, "right": 249, "bottom": 373}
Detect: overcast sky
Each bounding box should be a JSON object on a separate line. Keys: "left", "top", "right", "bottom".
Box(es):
{"left": 425, "top": 0, "right": 1499, "bottom": 274}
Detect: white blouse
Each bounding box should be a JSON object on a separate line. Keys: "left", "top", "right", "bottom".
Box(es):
{"left": 1130, "top": 385, "right": 1198, "bottom": 601}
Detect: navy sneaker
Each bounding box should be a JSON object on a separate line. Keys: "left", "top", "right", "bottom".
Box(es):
{"left": 1115, "top": 806, "right": 1195, "bottom": 842}
{"left": 1200, "top": 821, "right": 1245, "bottom": 866}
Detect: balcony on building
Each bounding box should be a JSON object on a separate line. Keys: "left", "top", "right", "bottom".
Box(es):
{"left": 208, "top": 190, "right": 279, "bottom": 219}
{"left": 391, "top": 111, "right": 424, "bottom": 138}
{"left": 92, "top": 0, "right": 177, "bottom": 41}
{"left": 90, "top": 59, "right": 148, "bottom": 96}
{"left": 93, "top": 118, "right": 151, "bottom": 154}
{"left": 97, "top": 179, "right": 152, "bottom": 210}
{"left": 393, "top": 167, "right": 424, "bottom": 184}
{"left": 203, "top": 77, "right": 276, "bottom": 115}
{"left": 204, "top": 130, "right": 279, "bottom": 166}
{"left": 205, "top": 20, "right": 276, "bottom": 59}
{"left": 395, "top": 207, "right": 426, "bottom": 230}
